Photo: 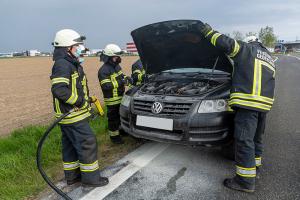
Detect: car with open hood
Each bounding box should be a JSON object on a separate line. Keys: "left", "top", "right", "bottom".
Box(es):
{"left": 120, "top": 20, "right": 234, "bottom": 146}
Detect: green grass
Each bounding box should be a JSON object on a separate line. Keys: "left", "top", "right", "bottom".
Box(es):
{"left": 0, "top": 114, "right": 141, "bottom": 200}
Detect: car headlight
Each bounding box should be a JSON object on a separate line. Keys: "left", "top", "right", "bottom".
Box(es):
{"left": 121, "top": 95, "right": 132, "bottom": 107}
{"left": 197, "top": 99, "right": 228, "bottom": 113}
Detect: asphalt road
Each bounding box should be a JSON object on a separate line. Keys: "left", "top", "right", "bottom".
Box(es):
{"left": 57, "top": 55, "right": 300, "bottom": 200}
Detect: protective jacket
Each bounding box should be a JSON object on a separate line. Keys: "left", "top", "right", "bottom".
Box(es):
{"left": 98, "top": 62, "right": 126, "bottom": 106}
{"left": 131, "top": 59, "right": 145, "bottom": 86}
{"left": 50, "top": 48, "right": 91, "bottom": 124}
{"left": 205, "top": 30, "right": 275, "bottom": 112}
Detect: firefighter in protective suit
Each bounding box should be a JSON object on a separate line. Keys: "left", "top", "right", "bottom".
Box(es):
{"left": 131, "top": 59, "right": 146, "bottom": 86}
{"left": 98, "top": 44, "right": 131, "bottom": 144}
{"left": 197, "top": 23, "right": 275, "bottom": 192}
{"left": 50, "top": 29, "right": 109, "bottom": 187}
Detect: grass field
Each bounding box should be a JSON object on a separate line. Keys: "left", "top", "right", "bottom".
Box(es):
{"left": 0, "top": 113, "right": 141, "bottom": 200}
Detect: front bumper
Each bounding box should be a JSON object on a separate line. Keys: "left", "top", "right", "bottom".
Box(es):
{"left": 120, "top": 104, "right": 234, "bottom": 146}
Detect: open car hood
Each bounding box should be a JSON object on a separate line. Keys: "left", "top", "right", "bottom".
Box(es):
{"left": 131, "top": 20, "right": 233, "bottom": 74}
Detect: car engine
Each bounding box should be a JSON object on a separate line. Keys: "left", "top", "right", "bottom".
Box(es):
{"left": 140, "top": 80, "right": 222, "bottom": 95}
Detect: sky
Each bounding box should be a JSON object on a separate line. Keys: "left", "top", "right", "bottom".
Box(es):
{"left": 1, "top": 0, "right": 299, "bottom": 52}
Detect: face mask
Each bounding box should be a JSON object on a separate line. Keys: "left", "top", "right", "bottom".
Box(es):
{"left": 79, "top": 57, "right": 84, "bottom": 63}
{"left": 73, "top": 47, "right": 82, "bottom": 58}
{"left": 115, "top": 57, "right": 122, "bottom": 64}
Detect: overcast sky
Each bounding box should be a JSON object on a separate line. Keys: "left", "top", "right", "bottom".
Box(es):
{"left": 1, "top": 0, "right": 299, "bottom": 52}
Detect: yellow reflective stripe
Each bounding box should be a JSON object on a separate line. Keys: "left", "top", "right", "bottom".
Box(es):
{"left": 230, "top": 93, "right": 274, "bottom": 104}
{"left": 80, "top": 101, "right": 89, "bottom": 109}
{"left": 229, "top": 40, "right": 240, "bottom": 57}
{"left": 205, "top": 30, "right": 213, "bottom": 37}
{"left": 105, "top": 101, "right": 122, "bottom": 106}
{"left": 66, "top": 73, "right": 79, "bottom": 104}
{"left": 255, "top": 157, "right": 262, "bottom": 167}
{"left": 55, "top": 107, "right": 91, "bottom": 119}
{"left": 106, "top": 101, "right": 122, "bottom": 105}
{"left": 59, "top": 111, "right": 91, "bottom": 124}
{"left": 260, "top": 60, "right": 275, "bottom": 71}
{"left": 260, "top": 59, "right": 276, "bottom": 78}
{"left": 236, "top": 166, "right": 256, "bottom": 170}
{"left": 104, "top": 97, "right": 123, "bottom": 102}
{"left": 100, "top": 79, "right": 112, "bottom": 85}
{"left": 229, "top": 99, "right": 271, "bottom": 111}
{"left": 236, "top": 165, "right": 256, "bottom": 178}
{"left": 210, "top": 33, "right": 221, "bottom": 46}
{"left": 81, "top": 76, "right": 89, "bottom": 101}
{"left": 117, "top": 70, "right": 123, "bottom": 76}
{"left": 252, "top": 59, "right": 261, "bottom": 96}
{"left": 54, "top": 98, "right": 62, "bottom": 114}
{"left": 137, "top": 73, "right": 143, "bottom": 85}
{"left": 108, "top": 130, "right": 120, "bottom": 136}
{"left": 258, "top": 61, "right": 262, "bottom": 96}
{"left": 104, "top": 97, "right": 122, "bottom": 106}
{"left": 110, "top": 74, "right": 119, "bottom": 97}
{"left": 64, "top": 161, "right": 79, "bottom": 170}
{"left": 51, "top": 77, "right": 70, "bottom": 85}
{"left": 64, "top": 161, "right": 79, "bottom": 165}
{"left": 133, "top": 69, "right": 142, "bottom": 74}
{"left": 104, "top": 97, "right": 122, "bottom": 105}
{"left": 80, "top": 161, "right": 99, "bottom": 172}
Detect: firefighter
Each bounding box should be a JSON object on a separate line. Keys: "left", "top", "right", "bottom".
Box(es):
{"left": 131, "top": 59, "right": 146, "bottom": 86}
{"left": 197, "top": 23, "right": 275, "bottom": 192}
{"left": 98, "top": 44, "right": 131, "bottom": 144}
{"left": 50, "top": 29, "right": 109, "bottom": 187}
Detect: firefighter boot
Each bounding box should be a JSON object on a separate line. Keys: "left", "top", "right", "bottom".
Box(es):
{"left": 82, "top": 176, "right": 109, "bottom": 187}
{"left": 67, "top": 175, "right": 81, "bottom": 185}
{"left": 110, "top": 135, "right": 124, "bottom": 144}
{"left": 223, "top": 177, "right": 255, "bottom": 193}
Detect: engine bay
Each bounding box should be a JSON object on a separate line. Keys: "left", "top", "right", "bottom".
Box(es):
{"left": 140, "top": 79, "right": 224, "bottom": 96}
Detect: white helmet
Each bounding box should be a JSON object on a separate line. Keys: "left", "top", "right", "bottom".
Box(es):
{"left": 53, "top": 29, "right": 86, "bottom": 47}
{"left": 102, "top": 44, "right": 123, "bottom": 57}
{"left": 243, "top": 35, "right": 258, "bottom": 43}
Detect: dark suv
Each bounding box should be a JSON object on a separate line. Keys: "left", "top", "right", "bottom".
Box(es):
{"left": 120, "top": 20, "right": 234, "bottom": 146}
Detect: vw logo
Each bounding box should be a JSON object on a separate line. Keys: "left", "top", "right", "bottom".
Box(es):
{"left": 151, "top": 102, "right": 163, "bottom": 114}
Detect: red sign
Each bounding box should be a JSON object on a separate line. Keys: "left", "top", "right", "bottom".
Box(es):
{"left": 126, "top": 42, "right": 138, "bottom": 52}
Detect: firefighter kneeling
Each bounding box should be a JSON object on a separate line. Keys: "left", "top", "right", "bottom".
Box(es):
{"left": 98, "top": 44, "right": 131, "bottom": 144}
{"left": 197, "top": 22, "right": 275, "bottom": 193}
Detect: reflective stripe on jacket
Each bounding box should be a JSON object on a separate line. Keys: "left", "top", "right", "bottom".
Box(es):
{"left": 131, "top": 59, "right": 145, "bottom": 86}
{"left": 98, "top": 63, "right": 125, "bottom": 106}
{"left": 50, "top": 48, "right": 91, "bottom": 124}
{"left": 205, "top": 31, "right": 275, "bottom": 112}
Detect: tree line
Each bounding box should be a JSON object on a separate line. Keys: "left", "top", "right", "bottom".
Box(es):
{"left": 227, "top": 26, "right": 277, "bottom": 48}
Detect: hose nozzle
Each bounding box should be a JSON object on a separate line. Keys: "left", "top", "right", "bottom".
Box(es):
{"left": 90, "top": 96, "right": 104, "bottom": 116}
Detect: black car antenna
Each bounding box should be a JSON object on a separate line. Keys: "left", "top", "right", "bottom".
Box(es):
{"left": 206, "top": 56, "right": 219, "bottom": 87}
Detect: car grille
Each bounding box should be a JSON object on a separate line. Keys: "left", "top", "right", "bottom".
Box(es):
{"left": 133, "top": 99, "right": 193, "bottom": 116}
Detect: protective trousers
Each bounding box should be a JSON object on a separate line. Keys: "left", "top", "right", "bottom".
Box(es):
{"left": 234, "top": 108, "right": 266, "bottom": 187}
{"left": 107, "top": 104, "right": 121, "bottom": 136}
{"left": 60, "top": 119, "right": 100, "bottom": 184}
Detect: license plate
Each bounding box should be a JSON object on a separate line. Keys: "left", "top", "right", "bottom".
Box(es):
{"left": 136, "top": 115, "right": 173, "bottom": 131}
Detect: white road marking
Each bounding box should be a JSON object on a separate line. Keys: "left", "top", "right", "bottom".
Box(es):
{"left": 289, "top": 55, "right": 300, "bottom": 60}
{"left": 273, "top": 56, "right": 279, "bottom": 62}
{"left": 80, "top": 143, "right": 169, "bottom": 200}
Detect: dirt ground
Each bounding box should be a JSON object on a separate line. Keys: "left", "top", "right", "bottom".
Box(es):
{"left": 0, "top": 56, "right": 138, "bottom": 137}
